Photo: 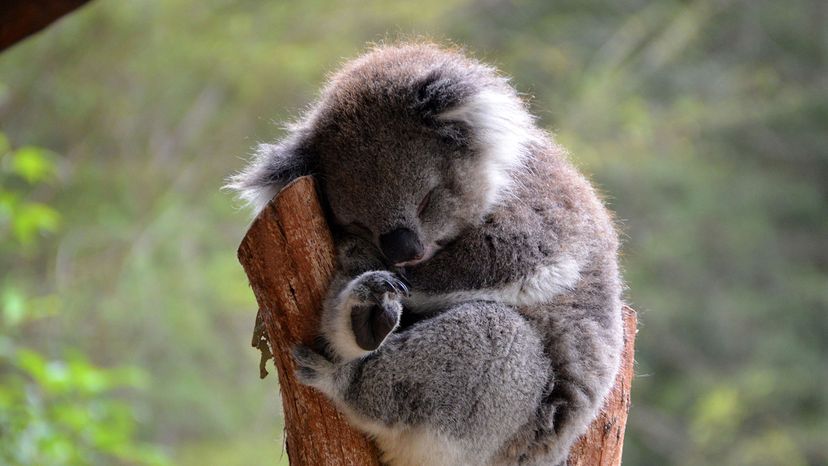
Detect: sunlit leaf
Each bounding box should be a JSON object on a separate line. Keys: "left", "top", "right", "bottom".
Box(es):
{"left": 10, "top": 146, "right": 56, "bottom": 184}
{"left": 1, "top": 286, "right": 26, "bottom": 326}
{"left": 53, "top": 403, "right": 91, "bottom": 430}
{"left": 68, "top": 356, "right": 112, "bottom": 394}
{"left": 12, "top": 202, "right": 60, "bottom": 244}
{"left": 16, "top": 349, "right": 48, "bottom": 383}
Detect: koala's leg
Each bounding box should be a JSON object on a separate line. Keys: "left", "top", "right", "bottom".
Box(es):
{"left": 494, "top": 268, "right": 624, "bottom": 466}
{"left": 295, "top": 302, "right": 551, "bottom": 466}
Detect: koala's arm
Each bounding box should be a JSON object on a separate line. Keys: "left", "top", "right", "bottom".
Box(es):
{"left": 402, "top": 203, "right": 590, "bottom": 313}
{"left": 405, "top": 207, "right": 554, "bottom": 291}
{"left": 319, "top": 232, "right": 412, "bottom": 361}
{"left": 403, "top": 157, "right": 617, "bottom": 313}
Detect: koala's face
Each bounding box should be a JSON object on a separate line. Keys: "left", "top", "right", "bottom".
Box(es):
{"left": 316, "top": 108, "right": 491, "bottom": 267}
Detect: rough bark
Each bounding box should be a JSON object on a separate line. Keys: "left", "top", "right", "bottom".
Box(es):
{"left": 238, "top": 177, "right": 381, "bottom": 466}
{"left": 0, "top": 0, "right": 92, "bottom": 52}
{"left": 237, "top": 175, "right": 636, "bottom": 466}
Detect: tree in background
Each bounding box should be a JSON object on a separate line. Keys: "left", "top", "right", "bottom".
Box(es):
{"left": 0, "top": 1, "right": 825, "bottom": 465}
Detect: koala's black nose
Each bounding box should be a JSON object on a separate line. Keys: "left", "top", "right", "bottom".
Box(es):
{"left": 379, "top": 227, "right": 424, "bottom": 265}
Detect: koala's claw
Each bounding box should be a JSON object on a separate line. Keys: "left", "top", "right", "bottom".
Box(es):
{"left": 353, "top": 271, "right": 409, "bottom": 300}
{"left": 383, "top": 277, "right": 410, "bottom": 297}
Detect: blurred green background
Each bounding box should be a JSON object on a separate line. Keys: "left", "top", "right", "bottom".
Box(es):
{"left": 1, "top": 0, "right": 826, "bottom": 465}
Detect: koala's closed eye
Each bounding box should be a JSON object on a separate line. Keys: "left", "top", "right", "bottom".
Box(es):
{"left": 417, "top": 188, "right": 435, "bottom": 218}
{"left": 344, "top": 221, "right": 373, "bottom": 238}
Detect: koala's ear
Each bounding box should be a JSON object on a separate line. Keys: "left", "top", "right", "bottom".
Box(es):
{"left": 412, "top": 69, "right": 473, "bottom": 118}
{"left": 225, "top": 134, "right": 313, "bottom": 213}
{"left": 412, "top": 70, "right": 475, "bottom": 145}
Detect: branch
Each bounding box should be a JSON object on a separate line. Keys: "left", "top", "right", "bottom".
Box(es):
{"left": 0, "top": 0, "right": 92, "bottom": 52}
{"left": 237, "top": 176, "right": 636, "bottom": 465}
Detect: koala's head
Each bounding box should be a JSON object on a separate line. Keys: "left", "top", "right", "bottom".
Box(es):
{"left": 228, "top": 43, "right": 536, "bottom": 267}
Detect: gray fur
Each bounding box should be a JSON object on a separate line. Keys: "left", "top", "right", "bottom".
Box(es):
{"left": 229, "top": 42, "right": 624, "bottom": 466}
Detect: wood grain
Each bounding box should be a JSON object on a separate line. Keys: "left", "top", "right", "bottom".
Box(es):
{"left": 237, "top": 175, "right": 636, "bottom": 465}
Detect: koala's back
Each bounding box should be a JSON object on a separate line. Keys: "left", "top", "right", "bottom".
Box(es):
{"left": 488, "top": 151, "right": 623, "bottom": 465}
{"left": 404, "top": 137, "right": 624, "bottom": 464}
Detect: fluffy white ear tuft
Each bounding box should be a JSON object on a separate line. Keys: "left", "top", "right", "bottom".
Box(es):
{"left": 224, "top": 145, "right": 280, "bottom": 213}
{"left": 224, "top": 139, "right": 310, "bottom": 215}
{"left": 438, "top": 89, "right": 535, "bottom": 210}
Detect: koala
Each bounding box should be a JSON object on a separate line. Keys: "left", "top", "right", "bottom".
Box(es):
{"left": 228, "top": 43, "right": 624, "bottom": 466}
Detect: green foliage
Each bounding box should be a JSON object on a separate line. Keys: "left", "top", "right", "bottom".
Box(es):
{"left": 0, "top": 1, "right": 825, "bottom": 465}
{"left": 0, "top": 142, "right": 60, "bottom": 247}
{"left": 0, "top": 134, "right": 169, "bottom": 465}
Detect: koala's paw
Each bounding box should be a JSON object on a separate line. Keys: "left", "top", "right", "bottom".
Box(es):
{"left": 344, "top": 271, "right": 407, "bottom": 354}
{"left": 292, "top": 345, "right": 335, "bottom": 395}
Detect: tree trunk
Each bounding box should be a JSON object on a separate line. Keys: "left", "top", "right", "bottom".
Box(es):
{"left": 237, "top": 177, "right": 381, "bottom": 466}
{"left": 237, "top": 175, "right": 637, "bottom": 466}
{"left": 0, "top": 0, "right": 92, "bottom": 52}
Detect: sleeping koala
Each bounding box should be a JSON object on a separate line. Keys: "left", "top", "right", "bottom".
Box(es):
{"left": 229, "top": 43, "right": 623, "bottom": 466}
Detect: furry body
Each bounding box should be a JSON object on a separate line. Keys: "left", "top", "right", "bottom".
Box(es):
{"left": 230, "top": 43, "right": 623, "bottom": 466}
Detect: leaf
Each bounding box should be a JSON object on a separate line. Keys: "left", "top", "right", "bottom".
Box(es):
{"left": 11, "top": 146, "right": 56, "bottom": 184}
{"left": 12, "top": 202, "right": 60, "bottom": 244}
{"left": 1, "top": 286, "right": 27, "bottom": 327}
{"left": 16, "top": 349, "right": 49, "bottom": 383}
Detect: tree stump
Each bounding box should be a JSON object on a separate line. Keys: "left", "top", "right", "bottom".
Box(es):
{"left": 237, "top": 176, "right": 637, "bottom": 466}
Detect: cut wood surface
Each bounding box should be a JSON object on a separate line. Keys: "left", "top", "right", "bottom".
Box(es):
{"left": 237, "top": 175, "right": 637, "bottom": 466}
{"left": 0, "top": 0, "right": 92, "bottom": 52}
